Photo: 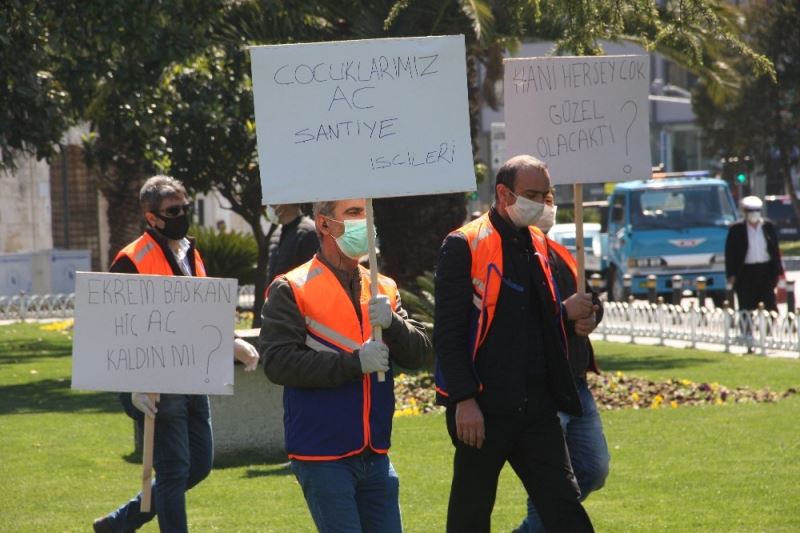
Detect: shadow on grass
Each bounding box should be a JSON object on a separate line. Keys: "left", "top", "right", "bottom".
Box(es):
{"left": 0, "top": 336, "right": 72, "bottom": 363}
{"left": 0, "top": 378, "right": 119, "bottom": 415}
{"left": 120, "top": 449, "right": 292, "bottom": 473}
{"left": 598, "top": 353, "right": 715, "bottom": 374}
{"left": 243, "top": 462, "right": 293, "bottom": 478}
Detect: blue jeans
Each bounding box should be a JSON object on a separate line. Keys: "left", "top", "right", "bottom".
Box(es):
{"left": 108, "top": 394, "right": 213, "bottom": 533}
{"left": 517, "top": 378, "right": 610, "bottom": 533}
{"left": 291, "top": 452, "right": 402, "bottom": 533}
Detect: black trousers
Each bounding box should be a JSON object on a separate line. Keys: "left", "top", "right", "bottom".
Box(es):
{"left": 736, "top": 262, "right": 777, "bottom": 311}
{"left": 445, "top": 383, "right": 594, "bottom": 533}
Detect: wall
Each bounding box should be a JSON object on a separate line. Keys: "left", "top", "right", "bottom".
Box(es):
{"left": 0, "top": 154, "right": 53, "bottom": 253}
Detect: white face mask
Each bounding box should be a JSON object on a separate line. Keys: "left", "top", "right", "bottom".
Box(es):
{"left": 746, "top": 211, "right": 761, "bottom": 224}
{"left": 535, "top": 204, "right": 558, "bottom": 233}
{"left": 507, "top": 191, "right": 545, "bottom": 228}
{"left": 265, "top": 205, "right": 280, "bottom": 225}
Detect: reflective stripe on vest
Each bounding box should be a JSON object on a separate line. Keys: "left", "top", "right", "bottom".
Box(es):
{"left": 283, "top": 256, "right": 398, "bottom": 460}
{"left": 115, "top": 232, "right": 206, "bottom": 277}
{"left": 435, "top": 213, "right": 565, "bottom": 397}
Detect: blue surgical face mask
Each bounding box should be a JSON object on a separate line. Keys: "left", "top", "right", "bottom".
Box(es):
{"left": 329, "top": 217, "right": 374, "bottom": 259}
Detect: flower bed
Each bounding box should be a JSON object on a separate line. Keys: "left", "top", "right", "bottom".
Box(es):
{"left": 393, "top": 371, "right": 798, "bottom": 416}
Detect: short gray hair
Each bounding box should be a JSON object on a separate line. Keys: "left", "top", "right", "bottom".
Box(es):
{"left": 139, "top": 175, "right": 188, "bottom": 213}
{"left": 312, "top": 201, "right": 338, "bottom": 219}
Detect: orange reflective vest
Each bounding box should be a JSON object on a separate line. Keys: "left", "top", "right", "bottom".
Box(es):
{"left": 282, "top": 256, "right": 399, "bottom": 460}
{"left": 114, "top": 232, "right": 206, "bottom": 277}
{"left": 546, "top": 238, "right": 578, "bottom": 281}
{"left": 435, "top": 213, "right": 567, "bottom": 398}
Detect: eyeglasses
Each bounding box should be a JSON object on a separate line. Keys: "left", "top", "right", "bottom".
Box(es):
{"left": 158, "top": 203, "right": 193, "bottom": 218}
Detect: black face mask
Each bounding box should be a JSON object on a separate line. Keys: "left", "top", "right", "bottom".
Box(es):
{"left": 153, "top": 212, "right": 190, "bottom": 240}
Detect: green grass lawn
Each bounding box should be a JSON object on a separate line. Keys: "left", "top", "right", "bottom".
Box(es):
{"left": 1, "top": 324, "right": 799, "bottom": 532}
{"left": 779, "top": 239, "right": 800, "bottom": 256}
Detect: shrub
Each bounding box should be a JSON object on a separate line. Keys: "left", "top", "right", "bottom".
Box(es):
{"left": 190, "top": 225, "right": 258, "bottom": 285}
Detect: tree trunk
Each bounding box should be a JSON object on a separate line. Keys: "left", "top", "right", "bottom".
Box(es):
{"left": 374, "top": 193, "right": 466, "bottom": 288}
{"left": 250, "top": 221, "right": 277, "bottom": 328}
{"left": 97, "top": 167, "right": 146, "bottom": 265}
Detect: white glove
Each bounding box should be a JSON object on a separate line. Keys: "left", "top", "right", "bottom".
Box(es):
{"left": 132, "top": 393, "right": 157, "bottom": 419}
{"left": 368, "top": 295, "right": 393, "bottom": 330}
{"left": 358, "top": 340, "right": 390, "bottom": 374}
{"left": 233, "top": 338, "right": 259, "bottom": 371}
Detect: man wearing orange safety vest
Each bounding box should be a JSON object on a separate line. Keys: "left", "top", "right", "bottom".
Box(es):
{"left": 93, "top": 175, "right": 259, "bottom": 533}
{"left": 434, "top": 155, "right": 596, "bottom": 532}
{"left": 260, "top": 198, "right": 432, "bottom": 533}
{"left": 514, "top": 193, "right": 609, "bottom": 533}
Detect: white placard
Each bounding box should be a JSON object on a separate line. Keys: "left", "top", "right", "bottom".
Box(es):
{"left": 250, "top": 35, "right": 475, "bottom": 204}
{"left": 71, "top": 272, "right": 237, "bottom": 395}
{"left": 504, "top": 55, "right": 651, "bottom": 184}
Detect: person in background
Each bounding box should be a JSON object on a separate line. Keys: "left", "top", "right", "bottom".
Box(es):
{"left": 514, "top": 191, "right": 609, "bottom": 533}
{"left": 725, "top": 195, "right": 784, "bottom": 312}
{"left": 93, "top": 175, "right": 259, "bottom": 533}
{"left": 259, "top": 198, "right": 432, "bottom": 533}
{"left": 265, "top": 203, "right": 319, "bottom": 285}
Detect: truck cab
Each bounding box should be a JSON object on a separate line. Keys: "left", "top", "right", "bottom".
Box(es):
{"left": 605, "top": 172, "right": 737, "bottom": 305}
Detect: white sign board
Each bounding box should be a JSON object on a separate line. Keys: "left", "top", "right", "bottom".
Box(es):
{"left": 250, "top": 35, "right": 475, "bottom": 204}
{"left": 71, "top": 272, "right": 237, "bottom": 395}
{"left": 504, "top": 55, "right": 651, "bottom": 184}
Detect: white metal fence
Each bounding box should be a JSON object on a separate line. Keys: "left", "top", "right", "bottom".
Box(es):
{"left": 4, "top": 288, "right": 799, "bottom": 357}
{"left": 0, "top": 285, "right": 258, "bottom": 321}
{"left": 597, "top": 301, "right": 800, "bottom": 356}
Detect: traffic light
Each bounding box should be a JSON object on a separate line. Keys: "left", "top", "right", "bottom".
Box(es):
{"left": 720, "top": 155, "right": 753, "bottom": 187}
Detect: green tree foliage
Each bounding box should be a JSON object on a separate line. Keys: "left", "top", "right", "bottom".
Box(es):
{"left": 1, "top": 0, "right": 775, "bottom": 314}
{"left": 0, "top": 2, "right": 70, "bottom": 167}
{"left": 693, "top": 0, "right": 800, "bottom": 222}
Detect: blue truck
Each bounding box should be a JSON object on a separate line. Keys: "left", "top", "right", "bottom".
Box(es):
{"left": 605, "top": 172, "right": 738, "bottom": 305}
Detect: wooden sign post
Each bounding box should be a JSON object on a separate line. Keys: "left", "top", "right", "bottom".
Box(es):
{"left": 365, "top": 199, "right": 385, "bottom": 381}
{"left": 574, "top": 183, "right": 586, "bottom": 291}
{"left": 140, "top": 393, "right": 158, "bottom": 512}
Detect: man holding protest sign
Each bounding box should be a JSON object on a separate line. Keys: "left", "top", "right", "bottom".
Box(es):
{"left": 259, "top": 198, "right": 432, "bottom": 533}
{"left": 515, "top": 191, "right": 609, "bottom": 533}
{"left": 93, "top": 175, "right": 259, "bottom": 533}
{"left": 434, "top": 155, "right": 595, "bottom": 532}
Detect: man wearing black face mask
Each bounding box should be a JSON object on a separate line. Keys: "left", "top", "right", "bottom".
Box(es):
{"left": 93, "top": 175, "right": 259, "bottom": 533}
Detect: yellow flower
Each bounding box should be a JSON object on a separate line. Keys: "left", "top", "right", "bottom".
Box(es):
{"left": 616, "top": 371, "right": 624, "bottom": 378}
{"left": 670, "top": 401, "right": 678, "bottom": 408}
{"left": 715, "top": 398, "right": 724, "bottom": 405}
{"left": 631, "top": 392, "right": 640, "bottom": 402}
{"left": 40, "top": 319, "right": 74, "bottom": 332}
{"left": 650, "top": 394, "right": 663, "bottom": 409}
{"left": 680, "top": 379, "right": 691, "bottom": 386}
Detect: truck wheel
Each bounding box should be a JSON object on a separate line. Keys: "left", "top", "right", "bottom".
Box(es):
{"left": 606, "top": 266, "right": 623, "bottom": 302}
